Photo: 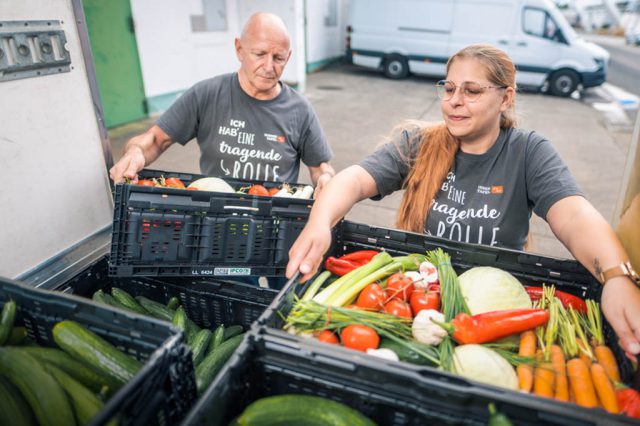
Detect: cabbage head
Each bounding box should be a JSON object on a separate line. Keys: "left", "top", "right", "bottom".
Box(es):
{"left": 458, "top": 266, "right": 531, "bottom": 315}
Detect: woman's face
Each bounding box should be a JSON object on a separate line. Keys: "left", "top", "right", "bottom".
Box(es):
{"left": 441, "top": 58, "right": 513, "bottom": 146}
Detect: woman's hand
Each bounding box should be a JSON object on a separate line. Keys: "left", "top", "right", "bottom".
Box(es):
{"left": 601, "top": 276, "right": 640, "bottom": 359}
{"left": 285, "top": 219, "right": 332, "bottom": 282}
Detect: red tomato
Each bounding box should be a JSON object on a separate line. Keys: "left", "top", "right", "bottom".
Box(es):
{"left": 248, "top": 184, "right": 270, "bottom": 196}
{"left": 317, "top": 330, "right": 339, "bottom": 345}
{"left": 340, "top": 325, "right": 379, "bottom": 352}
{"left": 385, "top": 273, "right": 414, "bottom": 301}
{"left": 165, "top": 177, "right": 186, "bottom": 189}
{"left": 383, "top": 299, "right": 412, "bottom": 318}
{"left": 268, "top": 187, "right": 280, "bottom": 196}
{"left": 137, "top": 179, "right": 156, "bottom": 187}
{"left": 409, "top": 289, "right": 441, "bottom": 315}
{"left": 356, "top": 283, "right": 388, "bottom": 310}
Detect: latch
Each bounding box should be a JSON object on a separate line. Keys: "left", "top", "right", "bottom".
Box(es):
{"left": 0, "top": 20, "right": 71, "bottom": 82}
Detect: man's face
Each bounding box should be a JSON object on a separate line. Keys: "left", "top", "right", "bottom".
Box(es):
{"left": 235, "top": 30, "right": 291, "bottom": 98}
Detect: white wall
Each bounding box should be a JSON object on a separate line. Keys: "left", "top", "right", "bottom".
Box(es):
{"left": 306, "top": 0, "right": 350, "bottom": 69}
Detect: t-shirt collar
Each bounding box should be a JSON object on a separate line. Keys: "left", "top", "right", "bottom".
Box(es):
{"left": 233, "top": 72, "right": 287, "bottom": 104}
{"left": 456, "top": 128, "right": 509, "bottom": 163}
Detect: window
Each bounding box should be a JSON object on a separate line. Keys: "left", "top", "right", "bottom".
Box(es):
{"left": 523, "top": 7, "right": 565, "bottom": 43}
{"left": 191, "top": 0, "right": 227, "bottom": 33}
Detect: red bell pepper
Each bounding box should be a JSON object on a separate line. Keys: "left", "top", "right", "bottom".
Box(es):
{"left": 339, "top": 250, "right": 379, "bottom": 263}
{"left": 525, "top": 286, "right": 587, "bottom": 314}
{"left": 450, "top": 308, "right": 549, "bottom": 344}
{"left": 324, "top": 250, "right": 380, "bottom": 276}
{"left": 617, "top": 387, "right": 640, "bottom": 418}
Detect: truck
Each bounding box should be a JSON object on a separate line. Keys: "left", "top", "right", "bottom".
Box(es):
{"left": 346, "top": 0, "right": 610, "bottom": 96}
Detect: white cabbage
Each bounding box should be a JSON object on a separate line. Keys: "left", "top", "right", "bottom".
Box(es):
{"left": 453, "top": 344, "right": 518, "bottom": 390}
{"left": 458, "top": 266, "right": 531, "bottom": 315}
{"left": 187, "top": 177, "right": 235, "bottom": 193}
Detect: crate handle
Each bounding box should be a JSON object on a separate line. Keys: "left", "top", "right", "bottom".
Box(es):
{"left": 223, "top": 205, "right": 259, "bottom": 212}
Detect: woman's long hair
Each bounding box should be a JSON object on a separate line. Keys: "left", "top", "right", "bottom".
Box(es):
{"left": 396, "top": 44, "right": 518, "bottom": 232}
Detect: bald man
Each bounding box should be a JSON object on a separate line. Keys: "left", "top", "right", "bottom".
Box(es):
{"left": 110, "top": 12, "right": 334, "bottom": 190}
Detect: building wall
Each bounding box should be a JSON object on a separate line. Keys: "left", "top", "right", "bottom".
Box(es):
{"left": 306, "top": 0, "right": 350, "bottom": 72}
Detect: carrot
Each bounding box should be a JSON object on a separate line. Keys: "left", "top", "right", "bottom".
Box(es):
{"left": 550, "top": 344, "right": 569, "bottom": 402}
{"left": 517, "top": 330, "right": 537, "bottom": 392}
{"left": 576, "top": 337, "right": 593, "bottom": 367}
{"left": 533, "top": 350, "right": 555, "bottom": 398}
{"left": 591, "top": 363, "right": 619, "bottom": 413}
{"left": 594, "top": 345, "right": 620, "bottom": 383}
{"left": 567, "top": 358, "right": 598, "bottom": 408}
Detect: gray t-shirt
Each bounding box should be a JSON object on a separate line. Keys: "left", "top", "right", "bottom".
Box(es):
{"left": 360, "top": 127, "right": 583, "bottom": 250}
{"left": 156, "top": 73, "right": 332, "bottom": 182}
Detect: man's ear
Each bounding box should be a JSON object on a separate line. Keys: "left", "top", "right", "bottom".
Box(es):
{"left": 234, "top": 38, "right": 242, "bottom": 61}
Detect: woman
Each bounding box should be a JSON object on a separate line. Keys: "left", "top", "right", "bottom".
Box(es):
{"left": 286, "top": 44, "right": 640, "bottom": 357}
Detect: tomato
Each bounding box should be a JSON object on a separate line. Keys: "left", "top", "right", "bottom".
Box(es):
{"left": 248, "top": 184, "right": 270, "bottom": 196}
{"left": 165, "top": 177, "right": 186, "bottom": 189}
{"left": 383, "top": 299, "right": 412, "bottom": 318}
{"left": 317, "top": 330, "right": 339, "bottom": 345}
{"left": 268, "top": 187, "right": 280, "bottom": 196}
{"left": 410, "top": 289, "right": 441, "bottom": 315}
{"left": 340, "top": 324, "right": 379, "bottom": 352}
{"left": 385, "top": 273, "right": 414, "bottom": 301}
{"left": 137, "top": 179, "right": 156, "bottom": 187}
{"left": 356, "top": 283, "right": 388, "bottom": 310}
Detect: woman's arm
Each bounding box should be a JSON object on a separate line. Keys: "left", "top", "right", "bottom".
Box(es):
{"left": 286, "top": 165, "right": 378, "bottom": 282}
{"left": 547, "top": 195, "right": 640, "bottom": 356}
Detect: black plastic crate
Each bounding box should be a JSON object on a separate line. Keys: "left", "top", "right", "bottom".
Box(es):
{"left": 56, "top": 256, "right": 280, "bottom": 332}
{"left": 109, "top": 169, "right": 312, "bottom": 278}
{"left": 0, "top": 275, "right": 196, "bottom": 426}
{"left": 255, "top": 220, "right": 638, "bottom": 425}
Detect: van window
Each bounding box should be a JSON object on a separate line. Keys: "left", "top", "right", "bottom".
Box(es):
{"left": 522, "top": 7, "right": 566, "bottom": 43}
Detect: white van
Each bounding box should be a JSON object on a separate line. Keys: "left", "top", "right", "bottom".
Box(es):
{"left": 346, "top": 0, "right": 610, "bottom": 96}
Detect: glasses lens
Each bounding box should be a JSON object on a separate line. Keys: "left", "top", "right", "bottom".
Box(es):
{"left": 462, "top": 82, "right": 484, "bottom": 102}
{"left": 436, "top": 81, "right": 456, "bottom": 100}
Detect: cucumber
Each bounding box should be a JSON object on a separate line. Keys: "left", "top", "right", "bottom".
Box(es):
{"left": 207, "top": 324, "right": 225, "bottom": 355}
{"left": 196, "top": 333, "right": 244, "bottom": 394}
{"left": 191, "top": 329, "right": 212, "bottom": 365}
{"left": 166, "top": 296, "right": 180, "bottom": 311}
{"left": 7, "top": 326, "right": 28, "bottom": 345}
{"left": 0, "top": 347, "right": 75, "bottom": 426}
{"left": 0, "top": 376, "right": 36, "bottom": 426}
{"left": 92, "top": 290, "right": 116, "bottom": 306}
{"left": 135, "top": 296, "right": 174, "bottom": 321}
{"left": 235, "top": 394, "right": 376, "bottom": 426}
{"left": 111, "top": 288, "right": 149, "bottom": 315}
{"left": 378, "top": 338, "right": 435, "bottom": 366}
{"left": 20, "top": 347, "right": 112, "bottom": 394}
{"left": 0, "top": 300, "right": 17, "bottom": 345}
{"left": 44, "top": 363, "right": 104, "bottom": 426}
{"left": 223, "top": 324, "right": 244, "bottom": 341}
{"left": 172, "top": 306, "right": 189, "bottom": 339}
{"left": 53, "top": 320, "right": 142, "bottom": 390}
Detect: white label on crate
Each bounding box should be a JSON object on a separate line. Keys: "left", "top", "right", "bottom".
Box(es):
{"left": 211, "top": 268, "right": 251, "bottom": 276}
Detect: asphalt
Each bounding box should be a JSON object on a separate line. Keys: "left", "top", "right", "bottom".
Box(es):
{"left": 108, "top": 62, "right": 637, "bottom": 260}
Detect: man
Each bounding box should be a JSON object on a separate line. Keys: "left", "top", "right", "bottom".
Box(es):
{"left": 109, "top": 12, "right": 335, "bottom": 191}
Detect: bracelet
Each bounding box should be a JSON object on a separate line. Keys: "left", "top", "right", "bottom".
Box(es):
{"left": 600, "top": 261, "right": 640, "bottom": 287}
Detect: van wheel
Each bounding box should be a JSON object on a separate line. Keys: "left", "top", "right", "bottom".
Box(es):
{"left": 383, "top": 55, "right": 409, "bottom": 79}
{"left": 548, "top": 69, "right": 579, "bottom": 97}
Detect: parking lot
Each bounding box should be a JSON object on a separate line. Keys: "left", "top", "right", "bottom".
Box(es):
{"left": 109, "top": 62, "right": 636, "bottom": 260}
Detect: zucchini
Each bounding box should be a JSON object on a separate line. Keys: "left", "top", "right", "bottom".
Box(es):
{"left": 207, "top": 324, "right": 225, "bottom": 355}
{"left": 44, "top": 364, "right": 104, "bottom": 426}
{"left": 0, "top": 300, "right": 17, "bottom": 345}
{"left": 7, "top": 326, "right": 28, "bottom": 345}
{"left": 196, "top": 333, "right": 244, "bottom": 394}
{"left": 0, "top": 347, "right": 75, "bottom": 426}
{"left": 111, "top": 288, "right": 149, "bottom": 315}
{"left": 135, "top": 296, "right": 174, "bottom": 321}
{"left": 166, "top": 296, "right": 180, "bottom": 311}
{"left": 223, "top": 324, "right": 244, "bottom": 341}
{"left": 20, "top": 347, "right": 112, "bottom": 393}
{"left": 53, "top": 320, "right": 142, "bottom": 390}
{"left": 0, "top": 376, "right": 36, "bottom": 426}
{"left": 191, "top": 329, "right": 212, "bottom": 365}
{"left": 92, "top": 290, "right": 117, "bottom": 307}
{"left": 378, "top": 338, "right": 431, "bottom": 366}
{"left": 235, "top": 394, "right": 376, "bottom": 426}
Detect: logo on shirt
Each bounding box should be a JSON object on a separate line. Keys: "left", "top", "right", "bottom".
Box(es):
{"left": 491, "top": 185, "right": 504, "bottom": 194}
{"left": 477, "top": 185, "right": 504, "bottom": 195}
{"left": 264, "top": 133, "right": 286, "bottom": 143}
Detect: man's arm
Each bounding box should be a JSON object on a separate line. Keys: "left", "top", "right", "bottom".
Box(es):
{"left": 308, "top": 162, "right": 335, "bottom": 198}
{"left": 109, "top": 125, "right": 175, "bottom": 183}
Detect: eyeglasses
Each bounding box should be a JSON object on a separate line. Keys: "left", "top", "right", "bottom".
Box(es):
{"left": 435, "top": 80, "right": 507, "bottom": 102}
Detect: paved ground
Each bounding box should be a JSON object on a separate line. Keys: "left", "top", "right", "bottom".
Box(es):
{"left": 108, "top": 63, "right": 636, "bottom": 260}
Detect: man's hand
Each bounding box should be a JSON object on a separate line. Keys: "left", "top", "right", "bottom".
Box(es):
{"left": 109, "top": 144, "right": 147, "bottom": 183}
{"left": 109, "top": 126, "right": 173, "bottom": 183}
{"left": 313, "top": 172, "right": 332, "bottom": 199}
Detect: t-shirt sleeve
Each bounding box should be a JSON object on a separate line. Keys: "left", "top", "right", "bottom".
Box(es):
{"left": 155, "top": 82, "right": 204, "bottom": 145}
{"left": 526, "top": 133, "right": 583, "bottom": 220}
{"left": 298, "top": 103, "right": 333, "bottom": 166}
{"left": 358, "top": 129, "right": 419, "bottom": 199}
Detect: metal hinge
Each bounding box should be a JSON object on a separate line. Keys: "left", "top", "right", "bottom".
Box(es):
{"left": 128, "top": 16, "right": 135, "bottom": 34}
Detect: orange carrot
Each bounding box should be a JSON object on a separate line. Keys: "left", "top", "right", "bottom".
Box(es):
{"left": 576, "top": 338, "right": 593, "bottom": 367}
{"left": 594, "top": 345, "right": 620, "bottom": 383}
{"left": 567, "top": 358, "right": 598, "bottom": 408}
{"left": 591, "top": 363, "right": 619, "bottom": 413}
{"left": 550, "top": 344, "right": 569, "bottom": 402}
{"left": 517, "top": 330, "right": 537, "bottom": 392}
{"left": 533, "top": 350, "right": 555, "bottom": 398}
